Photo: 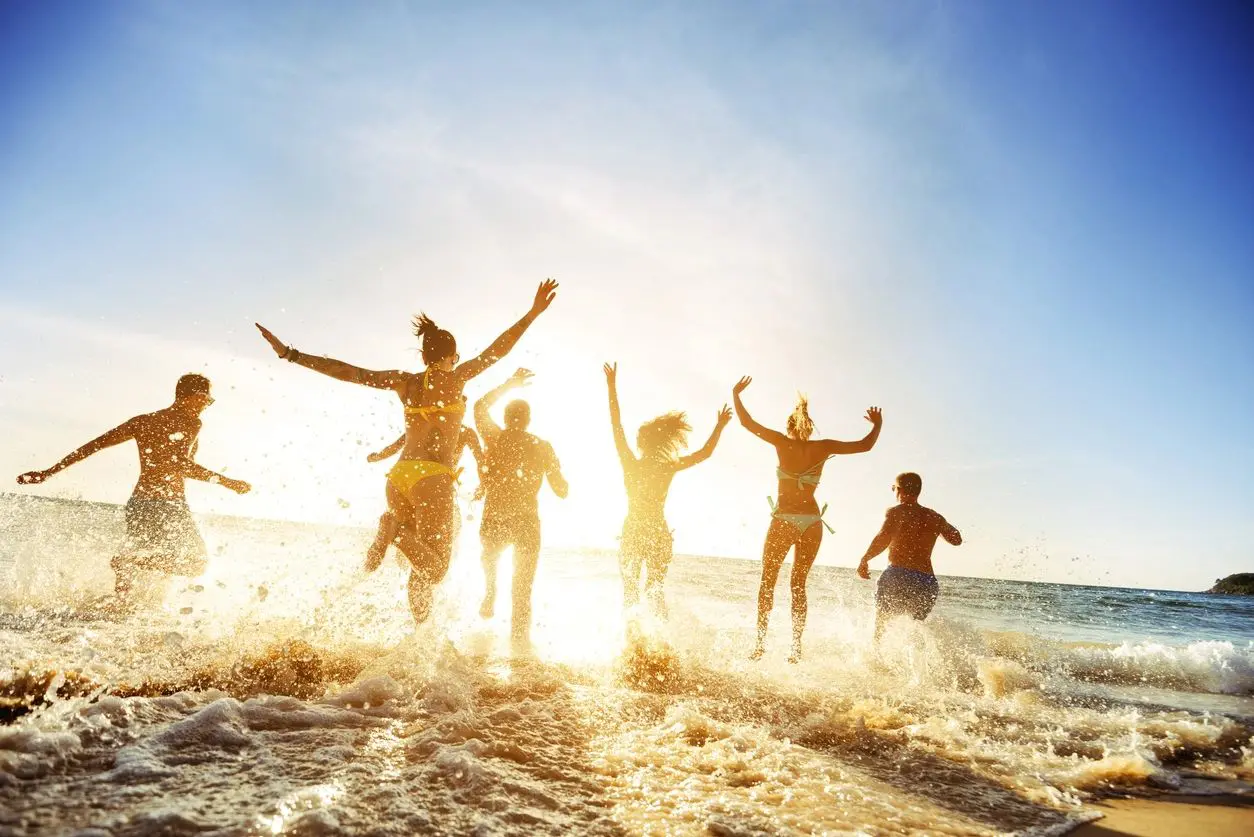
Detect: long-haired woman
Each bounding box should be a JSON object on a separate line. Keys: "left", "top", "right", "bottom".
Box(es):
{"left": 255, "top": 279, "right": 557, "bottom": 624}
{"left": 732, "top": 376, "right": 882, "bottom": 662}
{"left": 604, "top": 362, "right": 731, "bottom": 620}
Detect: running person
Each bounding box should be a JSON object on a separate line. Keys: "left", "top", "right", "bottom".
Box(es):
{"left": 256, "top": 278, "right": 558, "bottom": 625}
{"left": 473, "top": 368, "right": 568, "bottom": 642}
{"left": 605, "top": 362, "right": 730, "bottom": 621}
{"left": 367, "top": 424, "right": 483, "bottom": 559}
{"left": 857, "top": 472, "right": 961, "bottom": 643}
{"left": 732, "top": 376, "right": 882, "bottom": 662}
{"left": 15, "top": 374, "right": 251, "bottom": 603}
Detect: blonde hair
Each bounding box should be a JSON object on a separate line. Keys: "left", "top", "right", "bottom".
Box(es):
{"left": 636, "top": 412, "right": 691, "bottom": 460}
{"left": 786, "top": 394, "right": 814, "bottom": 441}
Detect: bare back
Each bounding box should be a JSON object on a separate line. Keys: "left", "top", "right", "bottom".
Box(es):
{"left": 772, "top": 439, "right": 832, "bottom": 514}
{"left": 883, "top": 503, "right": 960, "bottom": 575}
{"left": 397, "top": 369, "right": 467, "bottom": 467}
{"left": 482, "top": 430, "right": 557, "bottom": 519}
{"left": 622, "top": 458, "right": 679, "bottom": 523}
{"left": 130, "top": 409, "right": 203, "bottom": 500}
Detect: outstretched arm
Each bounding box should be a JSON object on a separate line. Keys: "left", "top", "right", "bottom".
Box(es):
{"left": 183, "top": 460, "right": 251, "bottom": 494}
{"left": 256, "top": 324, "right": 402, "bottom": 390}
{"left": 857, "top": 508, "right": 900, "bottom": 578}
{"left": 940, "top": 516, "right": 962, "bottom": 546}
{"left": 367, "top": 434, "right": 407, "bottom": 463}
{"left": 474, "top": 368, "right": 532, "bottom": 441}
{"left": 455, "top": 280, "right": 558, "bottom": 383}
{"left": 731, "top": 377, "right": 788, "bottom": 446}
{"left": 677, "top": 406, "right": 733, "bottom": 470}
{"left": 817, "top": 407, "right": 883, "bottom": 456}
{"left": 603, "top": 363, "right": 635, "bottom": 467}
{"left": 17, "top": 419, "right": 137, "bottom": 484}
{"left": 544, "top": 443, "right": 569, "bottom": 499}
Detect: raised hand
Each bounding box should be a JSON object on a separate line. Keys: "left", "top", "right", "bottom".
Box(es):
{"left": 603, "top": 362, "right": 617, "bottom": 386}
{"left": 508, "top": 368, "right": 535, "bottom": 388}
{"left": 864, "top": 406, "right": 883, "bottom": 426}
{"left": 530, "top": 279, "right": 559, "bottom": 316}
{"left": 16, "top": 470, "right": 48, "bottom": 485}
{"left": 255, "top": 323, "right": 290, "bottom": 358}
{"left": 733, "top": 376, "right": 752, "bottom": 395}
{"left": 716, "top": 405, "right": 733, "bottom": 426}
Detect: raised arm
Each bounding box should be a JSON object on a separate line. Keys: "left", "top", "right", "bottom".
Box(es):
{"left": 17, "top": 418, "right": 137, "bottom": 484}
{"left": 367, "top": 434, "right": 407, "bottom": 463}
{"left": 473, "top": 368, "right": 533, "bottom": 441}
{"left": 544, "top": 443, "right": 569, "bottom": 499}
{"left": 857, "top": 507, "right": 901, "bottom": 578}
{"left": 677, "top": 406, "right": 733, "bottom": 470}
{"left": 454, "top": 280, "right": 558, "bottom": 383}
{"left": 256, "top": 324, "right": 403, "bottom": 390}
{"left": 731, "top": 377, "right": 788, "bottom": 446}
{"left": 603, "top": 363, "right": 635, "bottom": 467}
{"left": 817, "top": 407, "right": 883, "bottom": 456}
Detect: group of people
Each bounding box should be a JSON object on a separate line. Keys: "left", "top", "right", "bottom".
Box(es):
{"left": 16, "top": 279, "right": 961, "bottom": 657}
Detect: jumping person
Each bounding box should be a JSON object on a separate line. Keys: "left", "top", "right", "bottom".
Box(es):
{"left": 473, "top": 367, "right": 568, "bottom": 643}
{"left": 857, "top": 472, "right": 961, "bottom": 643}
{"left": 256, "top": 279, "right": 558, "bottom": 625}
{"left": 605, "top": 362, "right": 730, "bottom": 621}
{"left": 367, "top": 424, "right": 484, "bottom": 560}
{"left": 732, "top": 376, "right": 881, "bottom": 662}
{"left": 16, "top": 374, "right": 251, "bottom": 604}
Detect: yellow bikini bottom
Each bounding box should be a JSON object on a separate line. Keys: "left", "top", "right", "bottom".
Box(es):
{"left": 387, "top": 460, "right": 462, "bottom": 495}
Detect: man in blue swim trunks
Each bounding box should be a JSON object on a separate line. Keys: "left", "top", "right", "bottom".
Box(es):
{"left": 857, "top": 472, "right": 961, "bottom": 642}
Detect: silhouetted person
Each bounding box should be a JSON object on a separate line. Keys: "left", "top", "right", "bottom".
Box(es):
{"left": 605, "top": 362, "right": 730, "bottom": 621}
{"left": 857, "top": 472, "right": 961, "bottom": 643}
{"left": 473, "top": 368, "right": 568, "bottom": 643}
{"left": 367, "top": 424, "right": 483, "bottom": 561}
{"left": 16, "top": 374, "right": 251, "bottom": 602}
{"left": 256, "top": 279, "right": 558, "bottom": 625}
{"left": 733, "top": 376, "right": 882, "bottom": 662}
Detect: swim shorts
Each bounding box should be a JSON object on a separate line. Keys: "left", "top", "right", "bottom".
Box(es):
{"left": 111, "top": 496, "right": 208, "bottom": 578}
{"left": 875, "top": 565, "right": 939, "bottom": 621}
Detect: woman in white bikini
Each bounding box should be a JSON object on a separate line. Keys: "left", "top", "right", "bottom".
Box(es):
{"left": 731, "top": 376, "right": 882, "bottom": 662}
{"left": 256, "top": 279, "right": 557, "bottom": 625}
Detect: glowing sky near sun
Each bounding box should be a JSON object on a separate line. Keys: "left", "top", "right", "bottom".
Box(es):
{"left": 2, "top": 1, "right": 1252, "bottom": 590}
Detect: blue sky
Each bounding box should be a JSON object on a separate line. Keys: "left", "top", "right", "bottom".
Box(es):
{"left": 2, "top": 0, "right": 1251, "bottom": 590}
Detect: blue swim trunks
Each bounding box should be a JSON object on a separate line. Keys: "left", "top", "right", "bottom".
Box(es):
{"left": 876, "top": 566, "right": 939, "bottom": 621}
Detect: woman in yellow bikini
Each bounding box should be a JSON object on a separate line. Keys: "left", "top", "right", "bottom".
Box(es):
{"left": 731, "top": 376, "right": 882, "bottom": 662}
{"left": 255, "top": 279, "right": 558, "bottom": 624}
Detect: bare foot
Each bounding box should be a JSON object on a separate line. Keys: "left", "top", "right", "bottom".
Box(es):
{"left": 788, "top": 648, "right": 802, "bottom": 665}
{"left": 749, "top": 644, "right": 765, "bottom": 661}
{"left": 364, "top": 544, "right": 386, "bottom": 573}
{"left": 479, "top": 594, "right": 495, "bottom": 619}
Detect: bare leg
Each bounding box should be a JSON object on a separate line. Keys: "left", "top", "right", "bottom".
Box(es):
{"left": 752, "top": 520, "right": 792, "bottom": 660}
{"left": 620, "top": 551, "right": 643, "bottom": 610}
{"left": 511, "top": 521, "right": 540, "bottom": 642}
{"left": 479, "top": 534, "right": 507, "bottom": 619}
{"left": 788, "top": 525, "right": 823, "bottom": 663}
{"left": 396, "top": 477, "right": 456, "bottom": 626}
{"left": 365, "top": 509, "right": 399, "bottom": 572}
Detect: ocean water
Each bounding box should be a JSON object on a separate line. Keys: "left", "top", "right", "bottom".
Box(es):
{"left": 1, "top": 492, "right": 1251, "bottom": 836}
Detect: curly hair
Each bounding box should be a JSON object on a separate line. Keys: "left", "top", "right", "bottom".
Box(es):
{"left": 636, "top": 411, "right": 692, "bottom": 460}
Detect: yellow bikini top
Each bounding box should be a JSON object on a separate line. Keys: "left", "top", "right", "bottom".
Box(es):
{"left": 403, "top": 369, "right": 466, "bottom": 422}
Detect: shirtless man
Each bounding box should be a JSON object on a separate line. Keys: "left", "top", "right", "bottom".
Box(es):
{"left": 857, "top": 472, "right": 961, "bottom": 642}
{"left": 16, "top": 374, "right": 251, "bottom": 602}
{"left": 473, "top": 368, "right": 567, "bottom": 642}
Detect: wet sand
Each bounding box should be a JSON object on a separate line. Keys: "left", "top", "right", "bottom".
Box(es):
{"left": 1075, "top": 795, "right": 1254, "bottom": 836}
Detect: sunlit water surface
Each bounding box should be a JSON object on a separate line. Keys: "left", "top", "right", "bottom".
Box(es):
{"left": 1, "top": 494, "right": 1252, "bottom": 836}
